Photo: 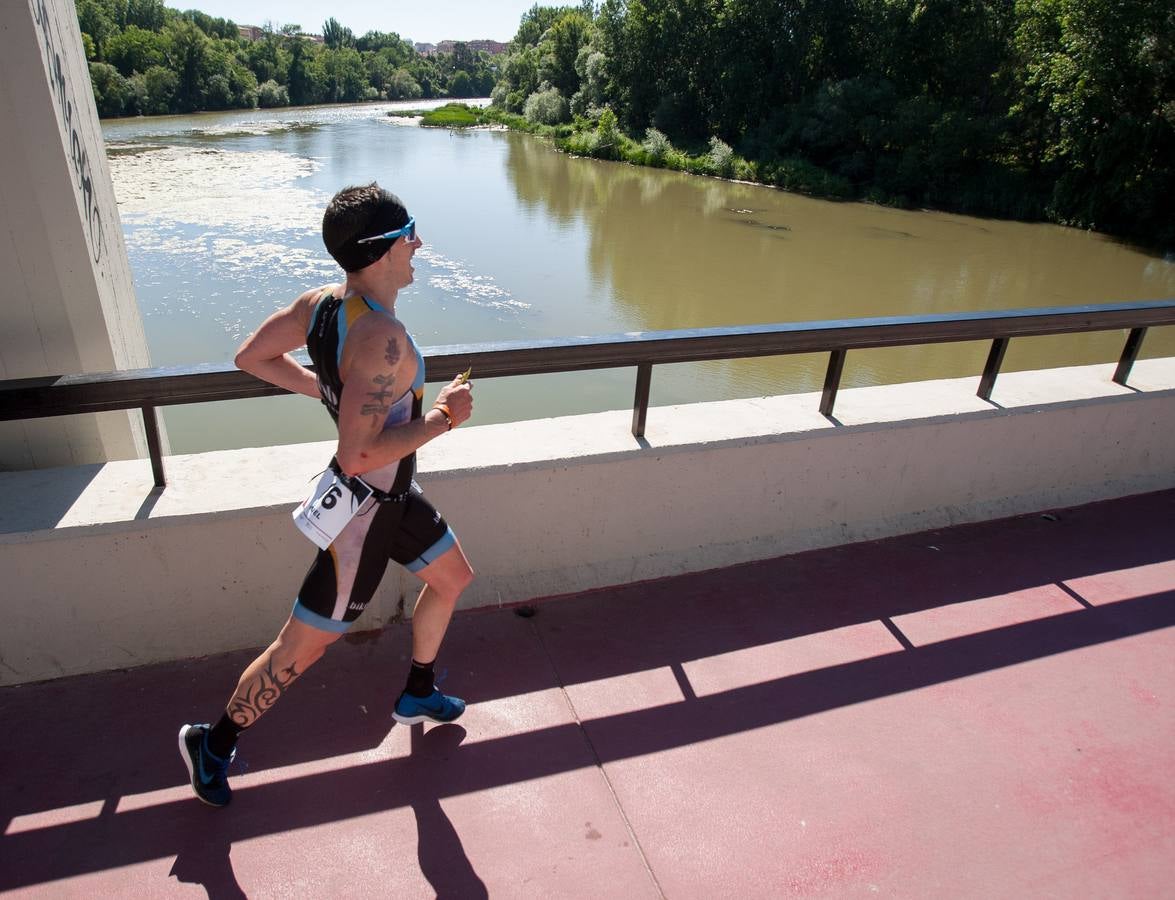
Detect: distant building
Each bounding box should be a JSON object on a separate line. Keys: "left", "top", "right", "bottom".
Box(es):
{"left": 467, "top": 39, "right": 509, "bottom": 55}
{"left": 433, "top": 39, "right": 509, "bottom": 56}
{"left": 414, "top": 42, "right": 436, "bottom": 56}
{"left": 236, "top": 24, "right": 323, "bottom": 44}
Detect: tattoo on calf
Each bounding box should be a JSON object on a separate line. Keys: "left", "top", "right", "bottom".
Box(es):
{"left": 228, "top": 660, "right": 301, "bottom": 728}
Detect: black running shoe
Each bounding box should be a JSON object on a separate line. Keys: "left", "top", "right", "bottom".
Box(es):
{"left": 178, "top": 723, "right": 234, "bottom": 807}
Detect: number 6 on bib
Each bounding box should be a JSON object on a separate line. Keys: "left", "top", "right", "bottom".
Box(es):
{"left": 292, "top": 467, "right": 374, "bottom": 550}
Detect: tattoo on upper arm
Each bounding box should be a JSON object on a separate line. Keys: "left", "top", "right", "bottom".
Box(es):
{"left": 356, "top": 335, "right": 405, "bottom": 427}
{"left": 361, "top": 372, "right": 397, "bottom": 426}
{"left": 384, "top": 337, "right": 401, "bottom": 367}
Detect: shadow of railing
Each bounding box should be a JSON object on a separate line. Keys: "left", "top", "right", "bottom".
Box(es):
{"left": 0, "top": 489, "right": 1172, "bottom": 891}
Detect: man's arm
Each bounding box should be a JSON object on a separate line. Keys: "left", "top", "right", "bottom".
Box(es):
{"left": 233, "top": 288, "right": 323, "bottom": 398}
{"left": 335, "top": 319, "right": 472, "bottom": 476}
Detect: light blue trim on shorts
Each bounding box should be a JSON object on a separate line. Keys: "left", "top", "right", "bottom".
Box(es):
{"left": 292, "top": 598, "right": 352, "bottom": 633}
{"left": 404, "top": 526, "right": 457, "bottom": 573}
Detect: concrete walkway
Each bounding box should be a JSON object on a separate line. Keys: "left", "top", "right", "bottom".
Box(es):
{"left": 2, "top": 490, "right": 1173, "bottom": 898}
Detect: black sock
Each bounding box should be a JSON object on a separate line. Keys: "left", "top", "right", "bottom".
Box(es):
{"left": 405, "top": 659, "right": 435, "bottom": 698}
{"left": 207, "top": 711, "right": 244, "bottom": 759}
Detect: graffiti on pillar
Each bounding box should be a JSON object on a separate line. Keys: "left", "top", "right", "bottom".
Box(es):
{"left": 30, "top": 0, "right": 109, "bottom": 266}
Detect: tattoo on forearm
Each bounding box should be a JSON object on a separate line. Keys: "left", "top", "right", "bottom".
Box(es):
{"left": 361, "top": 372, "right": 396, "bottom": 425}
{"left": 228, "top": 659, "right": 301, "bottom": 728}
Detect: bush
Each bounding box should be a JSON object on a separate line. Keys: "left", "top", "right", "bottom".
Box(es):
{"left": 594, "top": 107, "right": 620, "bottom": 158}
{"left": 523, "top": 84, "right": 569, "bottom": 125}
{"left": 562, "top": 129, "right": 600, "bottom": 155}
{"left": 760, "top": 157, "right": 853, "bottom": 198}
{"left": 481, "top": 106, "right": 535, "bottom": 132}
{"left": 707, "top": 137, "right": 736, "bottom": 178}
{"left": 641, "top": 127, "right": 673, "bottom": 165}
{"left": 257, "top": 80, "right": 289, "bottom": 108}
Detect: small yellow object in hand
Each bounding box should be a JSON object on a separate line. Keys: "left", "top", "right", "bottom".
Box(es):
{"left": 457, "top": 366, "right": 472, "bottom": 384}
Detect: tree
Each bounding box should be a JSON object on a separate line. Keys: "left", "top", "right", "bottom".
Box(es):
{"left": 105, "top": 25, "right": 164, "bottom": 76}
{"left": 524, "top": 82, "right": 570, "bottom": 123}
{"left": 538, "top": 10, "right": 591, "bottom": 98}
{"left": 287, "top": 39, "right": 327, "bottom": 104}
{"left": 407, "top": 56, "right": 441, "bottom": 98}
{"left": 76, "top": 0, "right": 120, "bottom": 60}
{"left": 449, "top": 70, "right": 475, "bottom": 98}
{"left": 452, "top": 41, "right": 477, "bottom": 73}
{"left": 497, "top": 46, "right": 541, "bottom": 111}
{"left": 571, "top": 46, "right": 607, "bottom": 115}
{"left": 357, "top": 30, "right": 410, "bottom": 57}
{"left": 183, "top": 10, "right": 237, "bottom": 40}
{"left": 387, "top": 68, "right": 422, "bottom": 100}
{"left": 365, "top": 52, "right": 393, "bottom": 96}
{"left": 139, "top": 64, "right": 178, "bottom": 114}
{"left": 323, "top": 17, "right": 355, "bottom": 50}
{"left": 257, "top": 79, "right": 289, "bottom": 107}
{"left": 89, "top": 61, "right": 131, "bottom": 116}
{"left": 515, "top": 4, "right": 568, "bottom": 47}
{"left": 163, "top": 18, "right": 210, "bottom": 111}
{"left": 125, "top": 0, "right": 166, "bottom": 31}
{"left": 321, "top": 47, "right": 368, "bottom": 102}
{"left": 1010, "top": 0, "right": 1174, "bottom": 241}
{"left": 245, "top": 34, "right": 291, "bottom": 84}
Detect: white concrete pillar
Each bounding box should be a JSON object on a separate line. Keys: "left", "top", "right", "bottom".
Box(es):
{"left": 0, "top": 0, "right": 156, "bottom": 469}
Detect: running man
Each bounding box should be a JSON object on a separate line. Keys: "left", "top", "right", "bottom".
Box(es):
{"left": 179, "top": 183, "right": 475, "bottom": 807}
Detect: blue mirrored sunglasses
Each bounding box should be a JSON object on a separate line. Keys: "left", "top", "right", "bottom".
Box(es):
{"left": 355, "top": 216, "right": 416, "bottom": 245}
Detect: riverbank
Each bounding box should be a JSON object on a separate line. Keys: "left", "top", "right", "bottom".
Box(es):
{"left": 397, "top": 103, "right": 1170, "bottom": 254}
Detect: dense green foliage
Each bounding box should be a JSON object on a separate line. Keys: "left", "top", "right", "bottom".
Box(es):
{"left": 419, "top": 103, "right": 481, "bottom": 127}
{"left": 78, "top": 1, "right": 498, "bottom": 117}
{"left": 79, "top": 0, "right": 1173, "bottom": 245}
{"left": 491, "top": 1, "right": 1175, "bottom": 247}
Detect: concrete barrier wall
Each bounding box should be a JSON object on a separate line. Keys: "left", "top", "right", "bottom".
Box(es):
{"left": 1, "top": 358, "right": 1173, "bottom": 685}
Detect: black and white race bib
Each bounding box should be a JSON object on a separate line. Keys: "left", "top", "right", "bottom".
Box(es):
{"left": 292, "top": 468, "right": 374, "bottom": 550}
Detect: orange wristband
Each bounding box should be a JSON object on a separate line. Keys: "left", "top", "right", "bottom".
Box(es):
{"left": 432, "top": 403, "right": 454, "bottom": 430}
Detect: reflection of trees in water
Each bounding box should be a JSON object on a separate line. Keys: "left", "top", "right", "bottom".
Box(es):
{"left": 503, "top": 132, "right": 1175, "bottom": 393}
{"left": 504, "top": 133, "right": 776, "bottom": 333}
{"left": 504, "top": 134, "right": 835, "bottom": 397}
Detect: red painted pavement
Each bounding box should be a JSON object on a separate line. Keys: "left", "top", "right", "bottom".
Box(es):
{"left": 2, "top": 490, "right": 1173, "bottom": 897}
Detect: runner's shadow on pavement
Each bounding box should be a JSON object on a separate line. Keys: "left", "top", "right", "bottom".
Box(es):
{"left": 409, "top": 724, "right": 488, "bottom": 899}
{"left": 169, "top": 833, "right": 245, "bottom": 900}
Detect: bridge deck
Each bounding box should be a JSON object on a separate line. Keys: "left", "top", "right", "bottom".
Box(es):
{"left": 2, "top": 490, "right": 1173, "bottom": 897}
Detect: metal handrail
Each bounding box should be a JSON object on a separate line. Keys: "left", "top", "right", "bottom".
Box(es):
{"left": 2, "top": 300, "right": 1173, "bottom": 487}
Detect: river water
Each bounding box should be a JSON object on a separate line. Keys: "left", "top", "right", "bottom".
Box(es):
{"left": 102, "top": 101, "right": 1175, "bottom": 452}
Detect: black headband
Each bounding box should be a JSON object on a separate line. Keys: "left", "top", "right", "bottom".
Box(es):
{"left": 324, "top": 202, "right": 408, "bottom": 273}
